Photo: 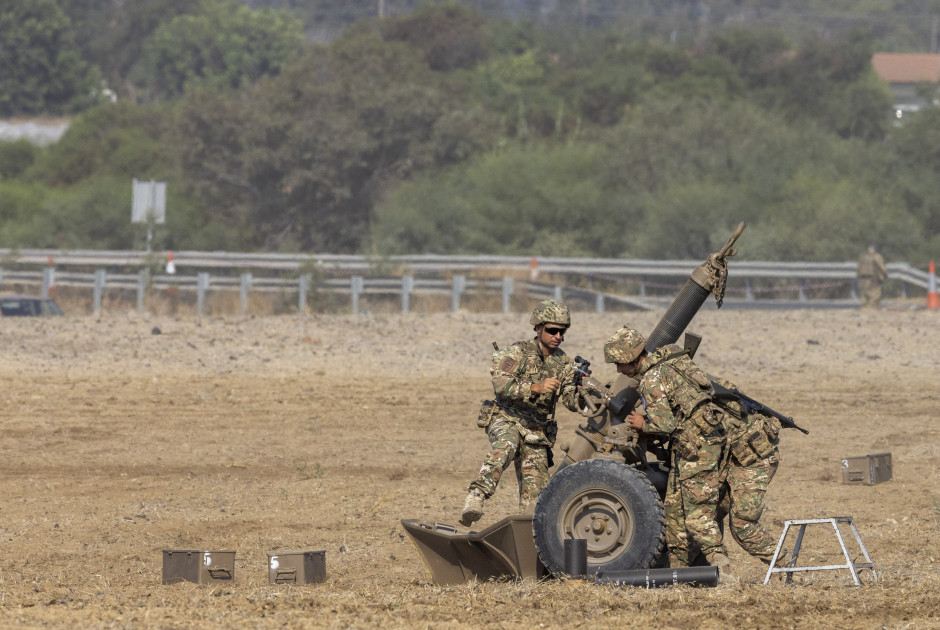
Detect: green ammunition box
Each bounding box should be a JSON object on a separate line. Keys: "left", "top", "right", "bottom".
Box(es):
{"left": 841, "top": 452, "right": 892, "bottom": 486}
{"left": 267, "top": 550, "right": 327, "bottom": 585}
{"left": 162, "top": 549, "right": 235, "bottom": 585}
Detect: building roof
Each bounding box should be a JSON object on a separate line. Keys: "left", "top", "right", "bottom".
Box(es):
{"left": 872, "top": 53, "right": 940, "bottom": 84}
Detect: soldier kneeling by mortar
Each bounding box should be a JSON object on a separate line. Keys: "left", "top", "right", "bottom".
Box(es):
{"left": 460, "top": 300, "right": 582, "bottom": 526}
{"left": 604, "top": 326, "right": 737, "bottom": 581}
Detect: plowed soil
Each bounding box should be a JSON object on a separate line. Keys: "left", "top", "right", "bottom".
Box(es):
{"left": 1, "top": 305, "right": 938, "bottom": 629}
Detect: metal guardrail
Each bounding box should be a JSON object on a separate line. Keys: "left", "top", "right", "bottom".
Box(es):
{"left": 0, "top": 269, "right": 653, "bottom": 312}
{"left": 0, "top": 267, "right": 930, "bottom": 316}
{"left": 0, "top": 248, "right": 931, "bottom": 290}
{"left": 0, "top": 267, "right": 653, "bottom": 316}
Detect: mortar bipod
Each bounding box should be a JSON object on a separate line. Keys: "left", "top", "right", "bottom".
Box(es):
{"left": 764, "top": 516, "right": 877, "bottom": 586}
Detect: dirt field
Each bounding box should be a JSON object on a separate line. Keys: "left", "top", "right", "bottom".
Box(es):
{"left": 1, "top": 304, "right": 939, "bottom": 629}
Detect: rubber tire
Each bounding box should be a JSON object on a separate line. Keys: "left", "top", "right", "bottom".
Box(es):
{"left": 533, "top": 459, "right": 665, "bottom": 577}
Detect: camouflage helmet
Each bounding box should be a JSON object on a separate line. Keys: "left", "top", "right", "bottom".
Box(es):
{"left": 529, "top": 300, "right": 571, "bottom": 327}
{"left": 604, "top": 326, "right": 646, "bottom": 364}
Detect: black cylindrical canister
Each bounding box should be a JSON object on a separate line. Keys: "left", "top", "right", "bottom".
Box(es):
{"left": 595, "top": 566, "right": 719, "bottom": 588}
{"left": 563, "top": 538, "right": 588, "bottom": 579}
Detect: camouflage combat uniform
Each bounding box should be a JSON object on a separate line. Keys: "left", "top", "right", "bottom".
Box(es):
{"left": 711, "top": 377, "right": 784, "bottom": 564}
{"left": 468, "top": 338, "right": 579, "bottom": 509}
{"left": 857, "top": 246, "right": 887, "bottom": 308}
{"left": 635, "top": 345, "right": 729, "bottom": 566}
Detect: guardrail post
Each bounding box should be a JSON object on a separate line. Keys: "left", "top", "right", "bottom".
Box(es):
{"left": 639, "top": 277, "right": 647, "bottom": 298}
{"left": 93, "top": 270, "right": 107, "bottom": 314}
{"left": 241, "top": 273, "right": 253, "bottom": 315}
{"left": 0, "top": 267, "right": 4, "bottom": 286}
{"left": 351, "top": 276, "right": 364, "bottom": 314}
{"left": 137, "top": 270, "right": 147, "bottom": 310}
{"left": 297, "top": 274, "right": 309, "bottom": 315}
{"left": 798, "top": 279, "right": 807, "bottom": 302}
{"left": 196, "top": 272, "right": 210, "bottom": 316}
{"left": 451, "top": 275, "right": 466, "bottom": 313}
{"left": 745, "top": 278, "right": 754, "bottom": 301}
{"left": 554, "top": 286, "right": 563, "bottom": 301}
{"left": 851, "top": 279, "right": 858, "bottom": 301}
{"left": 502, "top": 277, "right": 514, "bottom": 314}
{"left": 41, "top": 268, "right": 55, "bottom": 299}
{"left": 596, "top": 293, "right": 605, "bottom": 314}
{"left": 402, "top": 276, "right": 414, "bottom": 314}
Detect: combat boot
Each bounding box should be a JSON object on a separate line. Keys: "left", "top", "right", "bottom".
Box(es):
{"left": 711, "top": 553, "right": 739, "bottom": 585}
{"left": 460, "top": 489, "right": 485, "bottom": 526}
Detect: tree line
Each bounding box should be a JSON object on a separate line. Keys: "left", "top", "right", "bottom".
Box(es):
{"left": 0, "top": 1, "right": 939, "bottom": 264}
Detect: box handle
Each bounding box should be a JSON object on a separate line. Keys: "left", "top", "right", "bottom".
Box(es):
{"left": 207, "top": 567, "right": 233, "bottom": 580}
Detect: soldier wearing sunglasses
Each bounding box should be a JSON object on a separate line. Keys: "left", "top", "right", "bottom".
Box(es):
{"left": 460, "top": 300, "right": 581, "bottom": 526}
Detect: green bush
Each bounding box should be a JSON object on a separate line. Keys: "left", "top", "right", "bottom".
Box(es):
{"left": 0, "top": 140, "right": 37, "bottom": 180}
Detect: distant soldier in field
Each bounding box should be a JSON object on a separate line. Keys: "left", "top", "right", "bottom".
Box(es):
{"left": 857, "top": 244, "right": 888, "bottom": 308}
{"left": 605, "top": 326, "right": 736, "bottom": 582}
{"left": 460, "top": 300, "right": 581, "bottom": 526}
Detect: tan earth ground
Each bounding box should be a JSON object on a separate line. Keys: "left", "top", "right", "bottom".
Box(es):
{"left": 1, "top": 299, "right": 939, "bottom": 629}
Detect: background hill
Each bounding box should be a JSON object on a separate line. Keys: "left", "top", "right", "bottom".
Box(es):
{"left": 1, "top": 1, "right": 939, "bottom": 263}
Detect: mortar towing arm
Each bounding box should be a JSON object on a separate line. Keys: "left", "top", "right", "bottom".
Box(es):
{"left": 532, "top": 223, "right": 746, "bottom": 577}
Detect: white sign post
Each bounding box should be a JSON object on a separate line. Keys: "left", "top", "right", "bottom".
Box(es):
{"left": 131, "top": 178, "right": 166, "bottom": 253}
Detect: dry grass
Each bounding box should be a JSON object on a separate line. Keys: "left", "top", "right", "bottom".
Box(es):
{"left": 0, "top": 308, "right": 938, "bottom": 628}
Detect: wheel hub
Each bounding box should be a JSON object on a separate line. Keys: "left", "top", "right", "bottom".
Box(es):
{"left": 562, "top": 490, "right": 633, "bottom": 561}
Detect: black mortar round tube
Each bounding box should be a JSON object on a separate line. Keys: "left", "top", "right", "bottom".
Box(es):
{"left": 595, "top": 565, "right": 719, "bottom": 588}
{"left": 564, "top": 538, "right": 588, "bottom": 579}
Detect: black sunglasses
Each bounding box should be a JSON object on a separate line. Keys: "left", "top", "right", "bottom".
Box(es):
{"left": 543, "top": 326, "right": 567, "bottom": 336}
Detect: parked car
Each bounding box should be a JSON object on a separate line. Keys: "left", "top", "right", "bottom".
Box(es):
{"left": 0, "top": 294, "right": 64, "bottom": 317}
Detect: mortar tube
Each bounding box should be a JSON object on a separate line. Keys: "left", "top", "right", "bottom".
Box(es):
{"left": 644, "top": 279, "right": 711, "bottom": 351}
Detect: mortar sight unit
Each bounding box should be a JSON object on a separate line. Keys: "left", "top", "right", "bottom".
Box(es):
{"left": 532, "top": 222, "right": 747, "bottom": 577}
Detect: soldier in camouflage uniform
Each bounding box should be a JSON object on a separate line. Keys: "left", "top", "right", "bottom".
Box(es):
{"left": 604, "top": 326, "right": 735, "bottom": 581}
{"left": 711, "top": 376, "right": 788, "bottom": 566}
{"left": 857, "top": 244, "right": 888, "bottom": 308}
{"left": 460, "top": 300, "right": 581, "bottom": 526}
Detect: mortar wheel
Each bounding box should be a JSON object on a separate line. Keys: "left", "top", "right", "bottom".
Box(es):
{"left": 533, "top": 459, "right": 664, "bottom": 576}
